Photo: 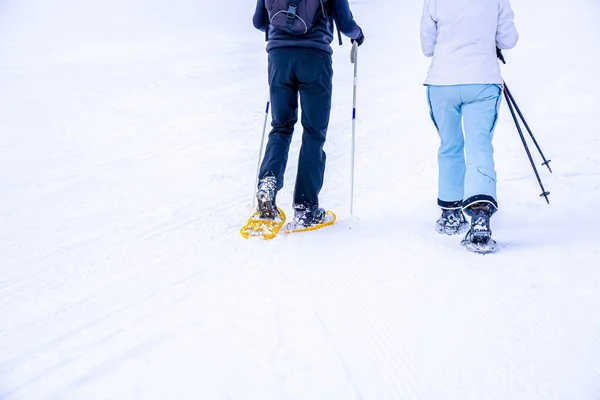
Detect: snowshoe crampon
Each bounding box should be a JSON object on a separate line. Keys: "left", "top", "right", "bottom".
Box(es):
{"left": 285, "top": 210, "right": 336, "bottom": 234}
{"left": 240, "top": 208, "right": 286, "bottom": 240}
{"left": 461, "top": 231, "right": 498, "bottom": 254}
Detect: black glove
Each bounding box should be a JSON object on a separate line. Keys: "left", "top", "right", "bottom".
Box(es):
{"left": 351, "top": 32, "right": 365, "bottom": 47}
{"left": 496, "top": 47, "right": 506, "bottom": 64}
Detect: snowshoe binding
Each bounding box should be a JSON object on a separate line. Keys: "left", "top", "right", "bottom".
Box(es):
{"left": 285, "top": 204, "right": 336, "bottom": 234}
{"left": 461, "top": 203, "right": 497, "bottom": 254}
{"left": 240, "top": 177, "right": 286, "bottom": 240}
{"left": 435, "top": 207, "right": 469, "bottom": 235}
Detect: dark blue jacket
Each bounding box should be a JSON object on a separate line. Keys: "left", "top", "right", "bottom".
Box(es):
{"left": 253, "top": 0, "right": 363, "bottom": 54}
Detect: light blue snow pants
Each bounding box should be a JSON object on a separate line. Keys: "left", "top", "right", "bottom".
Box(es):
{"left": 426, "top": 84, "right": 502, "bottom": 213}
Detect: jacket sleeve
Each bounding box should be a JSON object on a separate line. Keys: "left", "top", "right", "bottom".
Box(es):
{"left": 331, "top": 0, "right": 363, "bottom": 40}
{"left": 420, "top": 0, "right": 437, "bottom": 57}
{"left": 496, "top": 0, "right": 519, "bottom": 49}
{"left": 253, "top": 0, "right": 267, "bottom": 32}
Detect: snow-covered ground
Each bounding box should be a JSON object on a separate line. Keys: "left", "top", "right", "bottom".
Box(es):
{"left": 1, "top": 0, "right": 599, "bottom": 398}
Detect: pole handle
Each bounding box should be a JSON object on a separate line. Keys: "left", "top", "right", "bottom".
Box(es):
{"left": 496, "top": 47, "right": 506, "bottom": 64}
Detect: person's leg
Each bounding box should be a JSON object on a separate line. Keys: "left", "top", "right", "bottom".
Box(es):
{"left": 293, "top": 49, "right": 333, "bottom": 211}
{"left": 459, "top": 84, "right": 502, "bottom": 250}
{"left": 460, "top": 84, "right": 502, "bottom": 215}
{"left": 258, "top": 48, "right": 299, "bottom": 195}
{"left": 427, "top": 85, "right": 466, "bottom": 209}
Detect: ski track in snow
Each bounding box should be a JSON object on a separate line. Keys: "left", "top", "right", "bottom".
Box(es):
{"left": 1, "top": 0, "right": 600, "bottom": 399}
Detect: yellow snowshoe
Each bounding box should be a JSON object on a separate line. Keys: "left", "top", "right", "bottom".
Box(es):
{"left": 240, "top": 208, "right": 286, "bottom": 240}
{"left": 285, "top": 209, "right": 336, "bottom": 234}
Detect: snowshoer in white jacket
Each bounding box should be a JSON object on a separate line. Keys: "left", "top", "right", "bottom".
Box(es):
{"left": 420, "top": 0, "right": 518, "bottom": 252}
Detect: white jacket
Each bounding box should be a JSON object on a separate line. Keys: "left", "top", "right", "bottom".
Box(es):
{"left": 421, "top": 0, "right": 519, "bottom": 85}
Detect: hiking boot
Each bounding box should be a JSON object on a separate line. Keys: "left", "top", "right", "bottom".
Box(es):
{"left": 292, "top": 204, "right": 326, "bottom": 227}
{"left": 435, "top": 208, "right": 468, "bottom": 235}
{"left": 256, "top": 177, "right": 278, "bottom": 219}
{"left": 465, "top": 203, "right": 493, "bottom": 243}
{"left": 461, "top": 202, "right": 497, "bottom": 253}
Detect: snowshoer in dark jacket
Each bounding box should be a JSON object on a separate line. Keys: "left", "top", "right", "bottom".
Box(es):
{"left": 252, "top": 0, "right": 364, "bottom": 227}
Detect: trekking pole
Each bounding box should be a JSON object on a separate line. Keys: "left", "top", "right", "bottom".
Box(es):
{"left": 503, "top": 85, "right": 551, "bottom": 204}
{"left": 253, "top": 96, "right": 270, "bottom": 206}
{"left": 503, "top": 84, "right": 552, "bottom": 173}
{"left": 350, "top": 41, "right": 358, "bottom": 224}
{"left": 497, "top": 48, "right": 551, "bottom": 203}
{"left": 496, "top": 48, "right": 552, "bottom": 172}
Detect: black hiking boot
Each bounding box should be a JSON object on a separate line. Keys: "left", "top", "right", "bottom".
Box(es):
{"left": 461, "top": 203, "right": 497, "bottom": 253}
{"left": 256, "top": 177, "right": 278, "bottom": 219}
{"left": 435, "top": 208, "right": 468, "bottom": 235}
{"left": 292, "top": 204, "right": 326, "bottom": 227}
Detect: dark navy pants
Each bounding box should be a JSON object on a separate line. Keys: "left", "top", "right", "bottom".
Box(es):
{"left": 258, "top": 47, "right": 333, "bottom": 208}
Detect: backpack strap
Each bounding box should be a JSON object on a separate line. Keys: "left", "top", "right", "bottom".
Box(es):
{"left": 264, "top": 2, "right": 269, "bottom": 41}
{"left": 335, "top": 19, "right": 343, "bottom": 45}
{"left": 323, "top": 0, "right": 343, "bottom": 45}
{"left": 285, "top": 0, "right": 301, "bottom": 30}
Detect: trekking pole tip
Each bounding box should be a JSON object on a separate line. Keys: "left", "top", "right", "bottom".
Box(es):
{"left": 541, "top": 160, "right": 553, "bottom": 173}
{"left": 541, "top": 191, "right": 551, "bottom": 204}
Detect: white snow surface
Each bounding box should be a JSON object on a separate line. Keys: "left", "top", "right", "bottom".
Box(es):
{"left": 1, "top": 0, "right": 599, "bottom": 399}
